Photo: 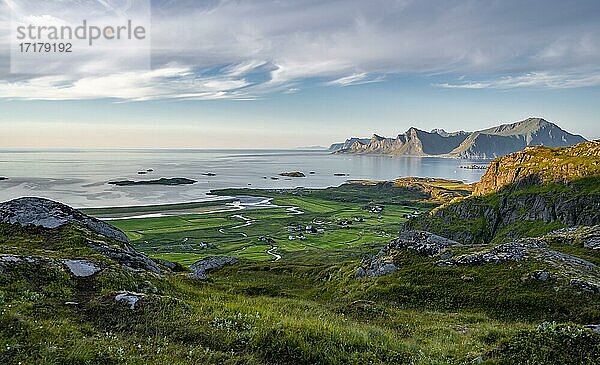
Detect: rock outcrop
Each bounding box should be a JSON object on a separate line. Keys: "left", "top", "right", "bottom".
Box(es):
{"left": 188, "top": 256, "right": 239, "bottom": 280}
{"left": 329, "top": 137, "right": 370, "bottom": 152}
{"left": 86, "top": 240, "right": 161, "bottom": 273}
{"left": 61, "top": 259, "right": 102, "bottom": 277}
{"left": 357, "top": 231, "right": 458, "bottom": 278}
{"left": 0, "top": 197, "right": 162, "bottom": 274}
{"left": 437, "top": 239, "right": 599, "bottom": 293}
{"left": 332, "top": 118, "right": 586, "bottom": 159}
{"left": 0, "top": 197, "right": 129, "bottom": 243}
{"left": 1, "top": 254, "right": 103, "bottom": 278}
{"left": 474, "top": 140, "right": 600, "bottom": 196}
{"left": 358, "top": 229, "right": 600, "bottom": 293}
{"left": 407, "top": 142, "right": 600, "bottom": 244}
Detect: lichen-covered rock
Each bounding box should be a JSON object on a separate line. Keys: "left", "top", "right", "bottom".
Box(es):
{"left": 544, "top": 225, "right": 600, "bottom": 250}
{"left": 0, "top": 197, "right": 129, "bottom": 243}
{"left": 188, "top": 256, "right": 239, "bottom": 280}
{"left": 61, "top": 259, "right": 101, "bottom": 277}
{"left": 437, "top": 242, "right": 544, "bottom": 267}
{"left": 356, "top": 231, "right": 457, "bottom": 278}
{"left": 528, "top": 270, "right": 552, "bottom": 282}
{"left": 114, "top": 291, "right": 145, "bottom": 309}
{"left": 86, "top": 240, "right": 161, "bottom": 273}
{"left": 356, "top": 257, "right": 397, "bottom": 278}
{"left": 390, "top": 230, "right": 460, "bottom": 256}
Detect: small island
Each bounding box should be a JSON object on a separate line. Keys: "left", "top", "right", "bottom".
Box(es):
{"left": 334, "top": 173, "right": 348, "bottom": 176}
{"left": 279, "top": 171, "right": 306, "bottom": 177}
{"left": 0, "top": 177, "right": 7, "bottom": 181}
{"left": 203, "top": 173, "right": 217, "bottom": 177}
{"left": 108, "top": 178, "right": 197, "bottom": 186}
{"left": 459, "top": 164, "right": 488, "bottom": 170}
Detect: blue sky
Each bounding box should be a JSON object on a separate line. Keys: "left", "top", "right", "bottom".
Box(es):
{"left": 1, "top": 0, "right": 600, "bottom": 147}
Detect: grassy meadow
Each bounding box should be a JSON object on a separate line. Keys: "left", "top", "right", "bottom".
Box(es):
{"left": 2, "top": 180, "right": 598, "bottom": 364}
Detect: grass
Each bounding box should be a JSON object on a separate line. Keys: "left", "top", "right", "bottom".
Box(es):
{"left": 409, "top": 175, "right": 600, "bottom": 244}
{"left": 108, "top": 186, "right": 422, "bottom": 264}
{"left": 1, "top": 180, "right": 599, "bottom": 364}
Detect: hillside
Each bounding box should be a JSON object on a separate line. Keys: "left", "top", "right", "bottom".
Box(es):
{"left": 332, "top": 118, "right": 586, "bottom": 159}
{"left": 407, "top": 141, "right": 600, "bottom": 243}
{"left": 2, "top": 189, "right": 600, "bottom": 364}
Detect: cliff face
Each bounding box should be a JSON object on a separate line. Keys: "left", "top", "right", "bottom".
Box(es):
{"left": 474, "top": 141, "right": 600, "bottom": 195}
{"left": 406, "top": 141, "right": 600, "bottom": 244}
{"left": 332, "top": 118, "right": 586, "bottom": 159}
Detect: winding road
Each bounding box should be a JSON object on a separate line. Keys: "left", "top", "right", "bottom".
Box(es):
{"left": 266, "top": 246, "right": 282, "bottom": 261}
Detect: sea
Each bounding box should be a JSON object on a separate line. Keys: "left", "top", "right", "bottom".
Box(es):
{"left": 0, "top": 149, "right": 487, "bottom": 208}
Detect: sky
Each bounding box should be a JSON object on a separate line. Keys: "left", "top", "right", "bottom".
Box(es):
{"left": 1, "top": 0, "right": 600, "bottom": 148}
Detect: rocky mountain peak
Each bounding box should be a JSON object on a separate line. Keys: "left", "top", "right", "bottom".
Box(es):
{"left": 371, "top": 134, "right": 386, "bottom": 142}
{"left": 331, "top": 118, "right": 586, "bottom": 159}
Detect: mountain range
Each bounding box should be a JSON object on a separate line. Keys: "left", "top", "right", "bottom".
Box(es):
{"left": 329, "top": 118, "right": 587, "bottom": 159}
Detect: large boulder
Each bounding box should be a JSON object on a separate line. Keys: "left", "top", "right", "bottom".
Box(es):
{"left": 188, "top": 256, "right": 239, "bottom": 280}
{"left": 0, "top": 197, "right": 129, "bottom": 243}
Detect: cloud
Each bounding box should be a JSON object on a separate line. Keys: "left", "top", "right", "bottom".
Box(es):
{"left": 326, "top": 73, "right": 385, "bottom": 86}
{"left": 1, "top": 0, "right": 600, "bottom": 100}
{"left": 0, "top": 64, "right": 255, "bottom": 101}
{"left": 436, "top": 72, "right": 600, "bottom": 89}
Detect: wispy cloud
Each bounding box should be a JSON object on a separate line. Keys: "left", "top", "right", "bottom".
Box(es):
{"left": 436, "top": 72, "right": 600, "bottom": 89}
{"left": 0, "top": 64, "right": 255, "bottom": 101}
{"left": 1, "top": 0, "right": 600, "bottom": 100}
{"left": 326, "top": 73, "right": 385, "bottom": 86}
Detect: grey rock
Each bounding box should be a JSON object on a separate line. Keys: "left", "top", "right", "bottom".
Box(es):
{"left": 529, "top": 270, "right": 552, "bottom": 282}
{"left": 0, "top": 254, "right": 65, "bottom": 275}
{"left": 437, "top": 242, "right": 542, "bottom": 267}
{"left": 357, "top": 231, "right": 460, "bottom": 278}
{"left": 584, "top": 324, "right": 600, "bottom": 334}
{"left": 61, "top": 259, "right": 101, "bottom": 277}
{"left": 86, "top": 241, "right": 161, "bottom": 273}
{"left": 188, "top": 256, "right": 239, "bottom": 280}
{"left": 584, "top": 237, "right": 600, "bottom": 250}
{"left": 0, "top": 254, "right": 21, "bottom": 263}
{"left": 154, "top": 258, "right": 186, "bottom": 272}
{"left": 570, "top": 279, "right": 600, "bottom": 293}
{"left": 114, "top": 291, "right": 145, "bottom": 310}
{"left": 391, "top": 230, "right": 460, "bottom": 256}
{"left": 0, "top": 197, "right": 128, "bottom": 243}
{"left": 355, "top": 267, "right": 367, "bottom": 278}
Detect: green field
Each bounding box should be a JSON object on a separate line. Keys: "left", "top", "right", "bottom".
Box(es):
{"left": 108, "top": 191, "right": 422, "bottom": 263}
{"left": 2, "top": 179, "right": 599, "bottom": 364}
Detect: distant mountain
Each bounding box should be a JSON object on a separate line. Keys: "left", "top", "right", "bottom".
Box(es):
{"left": 332, "top": 118, "right": 587, "bottom": 159}
{"left": 329, "top": 137, "right": 371, "bottom": 151}
{"left": 296, "top": 146, "right": 328, "bottom": 150}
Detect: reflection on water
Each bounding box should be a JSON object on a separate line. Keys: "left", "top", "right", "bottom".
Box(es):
{"left": 0, "top": 149, "right": 487, "bottom": 207}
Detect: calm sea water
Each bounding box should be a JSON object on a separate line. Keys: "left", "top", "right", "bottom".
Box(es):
{"left": 0, "top": 149, "right": 487, "bottom": 208}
